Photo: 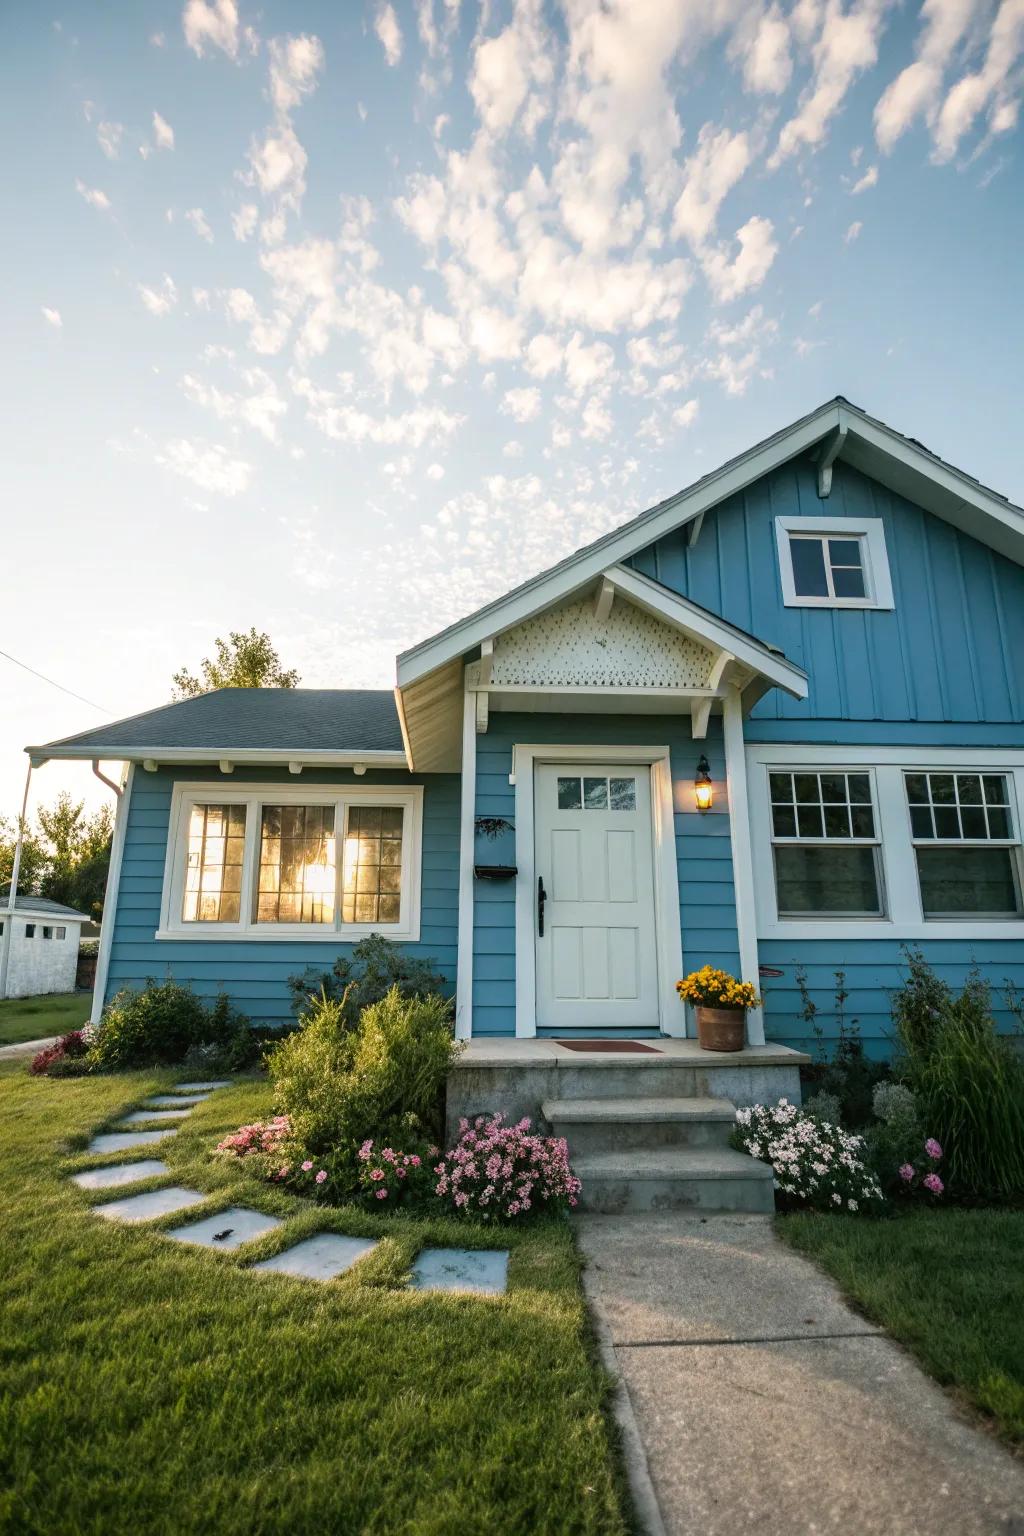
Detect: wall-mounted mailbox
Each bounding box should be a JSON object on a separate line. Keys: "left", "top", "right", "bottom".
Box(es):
{"left": 473, "top": 864, "right": 518, "bottom": 881}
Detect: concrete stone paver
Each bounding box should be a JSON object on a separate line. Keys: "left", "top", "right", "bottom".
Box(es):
{"left": 72, "top": 1159, "right": 170, "bottom": 1190}
{"left": 120, "top": 1108, "right": 193, "bottom": 1124}
{"left": 93, "top": 1187, "right": 208, "bottom": 1223}
{"left": 410, "top": 1247, "right": 509, "bottom": 1294}
{"left": 87, "top": 1129, "right": 177, "bottom": 1154}
{"left": 172, "top": 1080, "right": 231, "bottom": 1092}
{"left": 578, "top": 1213, "right": 1024, "bottom": 1536}
{"left": 251, "top": 1234, "right": 378, "bottom": 1281}
{"left": 146, "top": 1094, "right": 211, "bottom": 1107}
{"left": 166, "top": 1206, "right": 282, "bottom": 1251}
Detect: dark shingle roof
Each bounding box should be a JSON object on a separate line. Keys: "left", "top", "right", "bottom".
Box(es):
{"left": 1, "top": 893, "right": 91, "bottom": 921}
{"left": 29, "top": 688, "right": 404, "bottom": 758}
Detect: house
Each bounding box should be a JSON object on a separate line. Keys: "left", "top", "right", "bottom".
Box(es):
{"left": 0, "top": 895, "right": 91, "bottom": 1000}
{"left": 24, "top": 397, "right": 1024, "bottom": 1209}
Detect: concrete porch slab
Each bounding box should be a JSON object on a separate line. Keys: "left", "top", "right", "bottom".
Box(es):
{"left": 166, "top": 1206, "right": 282, "bottom": 1251}
{"left": 93, "top": 1187, "right": 207, "bottom": 1223}
{"left": 410, "top": 1247, "right": 509, "bottom": 1295}
{"left": 251, "top": 1234, "right": 378, "bottom": 1281}
{"left": 456, "top": 1038, "right": 809, "bottom": 1068}
{"left": 71, "top": 1159, "right": 169, "bottom": 1190}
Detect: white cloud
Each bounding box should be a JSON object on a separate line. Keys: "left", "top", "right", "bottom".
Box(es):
{"left": 232, "top": 204, "right": 259, "bottom": 241}
{"left": 375, "top": 3, "right": 402, "bottom": 66}
{"left": 183, "top": 0, "right": 241, "bottom": 59}
{"left": 181, "top": 366, "right": 287, "bottom": 442}
{"left": 564, "top": 331, "right": 615, "bottom": 393}
{"left": 809, "top": 299, "right": 824, "bottom": 317}
{"left": 845, "top": 219, "right": 863, "bottom": 241}
{"left": 75, "top": 180, "right": 111, "bottom": 212}
{"left": 138, "top": 274, "right": 179, "bottom": 316}
{"left": 672, "top": 125, "right": 752, "bottom": 246}
{"left": 96, "top": 121, "right": 123, "bottom": 159}
{"left": 701, "top": 216, "right": 779, "bottom": 303}
{"left": 469, "top": 0, "right": 554, "bottom": 138}
{"left": 736, "top": 3, "right": 793, "bottom": 93}
{"left": 501, "top": 385, "right": 542, "bottom": 422}
{"left": 579, "top": 393, "right": 613, "bottom": 440}
{"left": 850, "top": 164, "right": 879, "bottom": 192}
{"left": 268, "top": 33, "right": 325, "bottom": 114}
{"left": 426, "top": 462, "right": 445, "bottom": 480}
{"left": 41, "top": 307, "right": 62, "bottom": 328}
{"left": 932, "top": 0, "right": 1024, "bottom": 161}
{"left": 185, "top": 207, "right": 214, "bottom": 241}
{"left": 771, "top": 0, "right": 890, "bottom": 166}
{"left": 153, "top": 111, "right": 175, "bottom": 150}
{"left": 245, "top": 33, "right": 324, "bottom": 219}
{"left": 524, "top": 333, "right": 563, "bottom": 378}
{"left": 293, "top": 375, "right": 464, "bottom": 448}
{"left": 873, "top": 0, "right": 980, "bottom": 153}
{"left": 673, "top": 398, "right": 700, "bottom": 428}
{"left": 151, "top": 30, "right": 166, "bottom": 46}
{"left": 157, "top": 438, "right": 252, "bottom": 495}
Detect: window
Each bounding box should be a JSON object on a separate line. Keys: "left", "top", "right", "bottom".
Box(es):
{"left": 905, "top": 772, "right": 1021, "bottom": 918}
{"left": 163, "top": 785, "right": 422, "bottom": 940}
{"left": 25, "top": 924, "right": 36, "bottom": 938}
{"left": 257, "top": 805, "right": 335, "bottom": 924}
{"left": 55, "top": 926, "right": 66, "bottom": 940}
{"left": 775, "top": 516, "right": 893, "bottom": 610}
{"left": 42, "top": 926, "right": 53, "bottom": 939}
{"left": 556, "top": 775, "right": 637, "bottom": 811}
{"left": 769, "top": 770, "right": 883, "bottom": 916}
{"left": 183, "top": 804, "right": 247, "bottom": 923}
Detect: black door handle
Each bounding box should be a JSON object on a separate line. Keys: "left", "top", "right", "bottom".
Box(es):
{"left": 538, "top": 875, "right": 546, "bottom": 937}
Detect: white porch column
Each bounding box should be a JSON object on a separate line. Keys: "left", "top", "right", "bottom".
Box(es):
{"left": 454, "top": 672, "right": 476, "bottom": 1040}
{"left": 721, "top": 687, "right": 765, "bottom": 1045}
{"left": 90, "top": 763, "right": 133, "bottom": 1024}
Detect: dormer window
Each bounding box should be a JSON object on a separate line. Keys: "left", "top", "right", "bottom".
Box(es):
{"left": 775, "top": 516, "right": 894, "bottom": 610}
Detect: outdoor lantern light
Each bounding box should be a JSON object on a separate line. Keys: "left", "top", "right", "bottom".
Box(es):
{"left": 694, "top": 754, "right": 713, "bottom": 813}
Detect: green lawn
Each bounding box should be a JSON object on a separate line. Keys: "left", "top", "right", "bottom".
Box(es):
{"left": 778, "top": 1207, "right": 1024, "bottom": 1445}
{"left": 0, "top": 992, "right": 91, "bottom": 1046}
{"left": 0, "top": 1065, "right": 629, "bottom": 1536}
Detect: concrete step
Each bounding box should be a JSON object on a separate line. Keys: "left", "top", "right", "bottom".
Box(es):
{"left": 543, "top": 1096, "right": 737, "bottom": 1153}
{"left": 573, "top": 1147, "right": 775, "bottom": 1215}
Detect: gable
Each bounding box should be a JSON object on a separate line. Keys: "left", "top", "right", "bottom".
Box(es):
{"left": 491, "top": 596, "right": 714, "bottom": 689}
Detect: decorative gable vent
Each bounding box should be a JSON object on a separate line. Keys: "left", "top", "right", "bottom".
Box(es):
{"left": 491, "top": 598, "right": 715, "bottom": 689}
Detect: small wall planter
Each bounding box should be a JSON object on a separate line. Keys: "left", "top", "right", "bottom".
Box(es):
{"left": 474, "top": 816, "right": 516, "bottom": 880}
{"left": 695, "top": 1005, "right": 746, "bottom": 1052}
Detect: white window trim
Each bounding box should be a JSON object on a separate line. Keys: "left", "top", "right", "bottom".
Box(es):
{"left": 775, "top": 515, "right": 894, "bottom": 610}
{"left": 157, "top": 782, "right": 423, "bottom": 942}
{"left": 748, "top": 744, "right": 1024, "bottom": 939}
{"left": 768, "top": 767, "right": 887, "bottom": 920}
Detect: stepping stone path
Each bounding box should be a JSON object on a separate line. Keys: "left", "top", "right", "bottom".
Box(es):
{"left": 95, "top": 1187, "right": 208, "bottom": 1223}
{"left": 69, "top": 1079, "right": 510, "bottom": 1294}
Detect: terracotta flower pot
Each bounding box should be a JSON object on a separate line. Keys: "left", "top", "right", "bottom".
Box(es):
{"left": 695, "top": 1005, "right": 746, "bottom": 1052}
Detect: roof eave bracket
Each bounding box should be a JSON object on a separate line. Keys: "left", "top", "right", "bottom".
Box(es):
{"left": 817, "top": 425, "right": 848, "bottom": 499}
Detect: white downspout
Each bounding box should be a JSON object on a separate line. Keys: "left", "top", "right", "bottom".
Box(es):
{"left": 454, "top": 673, "right": 476, "bottom": 1041}
{"left": 0, "top": 759, "right": 35, "bottom": 1001}
{"left": 90, "top": 762, "right": 133, "bottom": 1025}
{"left": 722, "top": 687, "right": 765, "bottom": 1046}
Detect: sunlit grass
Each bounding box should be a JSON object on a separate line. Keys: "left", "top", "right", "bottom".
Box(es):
{"left": 0, "top": 992, "right": 90, "bottom": 1046}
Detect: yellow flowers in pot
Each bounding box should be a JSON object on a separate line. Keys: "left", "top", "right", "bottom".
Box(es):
{"left": 676, "top": 966, "right": 761, "bottom": 1011}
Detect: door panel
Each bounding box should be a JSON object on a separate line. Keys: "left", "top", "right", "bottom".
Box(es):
{"left": 535, "top": 763, "right": 660, "bottom": 1029}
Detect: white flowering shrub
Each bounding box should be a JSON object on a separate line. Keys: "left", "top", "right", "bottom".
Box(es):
{"left": 733, "top": 1098, "right": 884, "bottom": 1213}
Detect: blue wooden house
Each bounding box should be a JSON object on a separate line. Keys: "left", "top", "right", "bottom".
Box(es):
{"left": 29, "top": 398, "right": 1024, "bottom": 1077}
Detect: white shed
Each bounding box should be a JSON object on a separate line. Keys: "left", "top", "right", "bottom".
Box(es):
{"left": 0, "top": 897, "right": 91, "bottom": 999}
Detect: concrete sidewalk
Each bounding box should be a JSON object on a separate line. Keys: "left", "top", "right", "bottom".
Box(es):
{"left": 577, "top": 1213, "right": 1024, "bottom": 1536}
{"left": 0, "top": 1034, "right": 57, "bottom": 1060}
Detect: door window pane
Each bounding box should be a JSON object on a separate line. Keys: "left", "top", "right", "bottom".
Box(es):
{"left": 916, "top": 847, "right": 1021, "bottom": 917}
{"left": 557, "top": 777, "right": 582, "bottom": 810}
{"left": 342, "top": 805, "right": 404, "bottom": 925}
{"left": 256, "top": 804, "right": 335, "bottom": 924}
{"left": 583, "top": 777, "right": 609, "bottom": 810}
{"left": 774, "top": 846, "right": 882, "bottom": 915}
{"left": 183, "top": 803, "right": 247, "bottom": 922}
{"left": 609, "top": 777, "right": 636, "bottom": 810}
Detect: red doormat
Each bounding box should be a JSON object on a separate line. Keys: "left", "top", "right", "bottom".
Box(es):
{"left": 553, "top": 1039, "right": 662, "bottom": 1053}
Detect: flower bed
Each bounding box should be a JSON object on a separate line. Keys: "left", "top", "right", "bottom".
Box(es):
{"left": 434, "top": 1115, "right": 582, "bottom": 1219}
{"left": 733, "top": 1098, "right": 883, "bottom": 1213}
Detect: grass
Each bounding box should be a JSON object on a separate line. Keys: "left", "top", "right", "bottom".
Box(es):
{"left": 778, "top": 1207, "right": 1024, "bottom": 1446}
{"left": 0, "top": 992, "right": 90, "bottom": 1046}
{"left": 0, "top": 1065, "right": 629, "bottom": 1535}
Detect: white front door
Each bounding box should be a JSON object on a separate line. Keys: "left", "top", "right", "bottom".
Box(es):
{"left": 534, "top": 763, "right": 660, "bottom": 1030}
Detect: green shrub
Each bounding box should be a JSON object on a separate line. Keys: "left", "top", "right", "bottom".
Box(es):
{"left": 287, "top": 934, "right": 449, "bottom": 1022}
{"left": 802, "top": 1089, "right": 843, "bottom": 1126}
{"left": 796, "top": 966, "right": 889, "bottom": 1127}
{"left": 266, "top": 985, "right": 461, "bottom": 1198}
{"left": 90, "top": 981, "right": 254, "bottom": 1071}
{"left": 892, "top": 953, "right": 1024, "bottom": 1201}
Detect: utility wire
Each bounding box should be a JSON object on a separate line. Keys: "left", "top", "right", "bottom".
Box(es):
{"left": 0, "top": 646, "right": 112, "bottom": 714}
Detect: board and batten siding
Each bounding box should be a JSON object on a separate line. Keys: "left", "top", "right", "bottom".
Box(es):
{"left": 105, "top": 765, "right": 459, "bottom": 1023}
{"left": 472, "top": 711, "right": 739, "bottom": 1037}
{"left": 629, "top": 454, "right": 1024, "bottom": 1052}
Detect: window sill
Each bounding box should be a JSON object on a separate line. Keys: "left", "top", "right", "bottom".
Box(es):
{"left": 780, "top": 596, "right": 892, "bottom": 610}
{"left": 758, "top": 918, "right": 1024, "bottom": 941}
{"left": 153, "top": 925, "right": 421, "bottom": 944}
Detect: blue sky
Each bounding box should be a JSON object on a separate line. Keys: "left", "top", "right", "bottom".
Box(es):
{"left": 2, "top": 0, "right": 1022, "bottom": 818}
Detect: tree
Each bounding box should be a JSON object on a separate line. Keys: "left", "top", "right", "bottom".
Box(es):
{"left": 0, "top": 817, "right": 49, "bottom": 897}
{"left": 37, "top": 793, "right": 114, "bottom": 916}
{"left": 172, "top": 628, "right": 300, "bottom": 699}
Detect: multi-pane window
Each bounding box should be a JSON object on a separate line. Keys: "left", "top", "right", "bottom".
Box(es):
{"left": 342, "top": 806, "right": 404, "bottom": 925}
{"left": 257, "top": 805, "right": 336, "bottom": 924}
{"left": 904, "top": 773, "right": 1021, "bottom": 917}
{"left": 556, "top": 775, "right": 637, "bottom": 811}
{"left": 789, "top": 535, "right": 866, "bottom": 601}
{"left": 55, "top": 926, "right": 66, "bottom": 940}
{"left": 769, "top": 770, "right": 883, "bottom": 916}
{"left": 182, "top": 803, "right": 247, "bottom": 922}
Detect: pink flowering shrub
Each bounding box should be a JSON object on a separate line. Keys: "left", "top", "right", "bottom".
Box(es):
{"left": 733, "top": 1099, "right": 884, "bottom": 1213}
{"left": 434, "top": 1114, "right": 582, "bottom": 1220}
{"left": 29, "top": 1030, "right": 92, "bottom": 1077}
{"left": 866, "top": 1082, "right": 945, "bottom": 1199}
{"left": 894, "top": 1139, "right": 945, "bottom": 1198}
{"left": 216, "top": 1115, "right": 292, "bottom": 1158}
{"left": 356, "top": 1139, "right": 440, "bottom": 1207}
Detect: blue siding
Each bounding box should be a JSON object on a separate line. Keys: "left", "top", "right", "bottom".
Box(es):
{"left": 471, "top": 712, "right": 739, "bottom": 1037}
{"left": 106, "top": 765, "right": 459, "bottom": 1024}
{"left": 628, "top": 457, "right": 1024, "bottom": 728}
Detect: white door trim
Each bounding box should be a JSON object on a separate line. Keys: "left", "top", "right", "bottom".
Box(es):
{"left": 512, "top": 744, "right": 685, "bottom": 1039}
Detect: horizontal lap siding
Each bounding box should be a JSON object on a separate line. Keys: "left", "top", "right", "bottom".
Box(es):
{"left": 472, "top": 712, "right": 740, "bottom": 1036}
{"left": 106, "top": 765, "right": 460, "bottom": 1025}
{"left": 758, "top": 940, "right": 1024, "bottom": 1058}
